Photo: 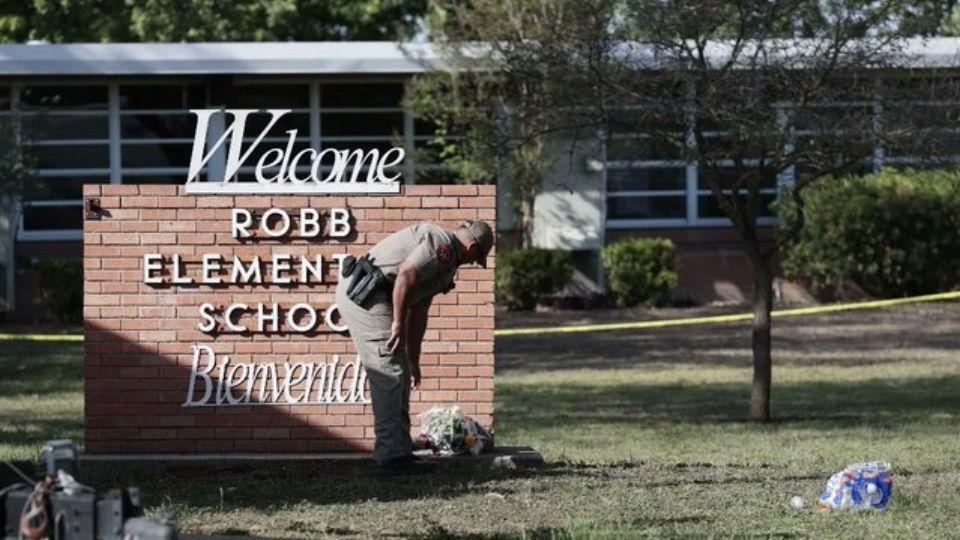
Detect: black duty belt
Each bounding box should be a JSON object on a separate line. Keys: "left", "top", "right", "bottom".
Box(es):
{"left": 342, "top": 254, "right": 392, "bottom": 307}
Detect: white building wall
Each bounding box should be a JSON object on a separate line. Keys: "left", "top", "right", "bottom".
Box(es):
{"left": 532, "top": 136, "right": 605, "bottom": 251}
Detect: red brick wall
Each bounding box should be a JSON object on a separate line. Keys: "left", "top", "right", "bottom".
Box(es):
{"left": 606, "top": 228, "right": 779, "bottom": 303}
{"left": 82, "top": 184, "right": 495, "bottom": 454}
{"left": 495, "top": 227, "right": 784, "bottom": 304}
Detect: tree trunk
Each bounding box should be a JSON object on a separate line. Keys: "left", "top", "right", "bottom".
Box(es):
{"left": 0, "top": 196, "right": 17, "bottom": 312}
{"left": 520, "top": 196, "right": 534, "bottom": 248}
{"left": 749, "top": 259, "right": 774, "bottom": 421}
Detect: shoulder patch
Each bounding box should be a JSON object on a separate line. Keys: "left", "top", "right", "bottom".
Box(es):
{"left": 436, "top": 243, "right": 454, "bottom": 266}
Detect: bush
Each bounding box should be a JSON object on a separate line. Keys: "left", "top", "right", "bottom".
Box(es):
{"left": 33, "top": 258, "right": 83, "bottom": 325}
{"left": 601, "top": 238, "right": 678, "bottom": 307}
{"left": 779, "top": 169, "right": 960, "bottom": 298}
{"left": 495, "top": 249, "right": 574, "bottom": 310}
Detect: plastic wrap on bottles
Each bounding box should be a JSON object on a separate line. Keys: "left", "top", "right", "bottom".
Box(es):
{"left": 417, "top": 406, "right": 493, "bottom": 456}
{"left": 818, "top": 461, "right": 893, "bottom": 511}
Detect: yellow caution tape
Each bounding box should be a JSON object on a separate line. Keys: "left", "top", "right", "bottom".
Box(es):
{"left": 495, "top": 290, "right": 960, "bottom": 337}
{"left": 0, "top": 333, "right": 83, "bottom": 343}
{"left": 1, "top": 290, "right": 957, "bottom": 342}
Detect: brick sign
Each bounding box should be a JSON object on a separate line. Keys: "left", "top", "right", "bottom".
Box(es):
{"left": 82, "top": 184, "right": 495, "bottom": 454}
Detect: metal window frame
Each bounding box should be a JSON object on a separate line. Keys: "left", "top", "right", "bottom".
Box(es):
{"left": 12, "top": 80, "right": 112, "bottom": 241}
{"left": 17, "top": 199, "right": 84, "bottom": 241}
{"left": 602, "top": 94, "right": 891, "bottom": 228}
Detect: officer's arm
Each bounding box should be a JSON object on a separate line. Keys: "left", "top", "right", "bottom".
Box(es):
{"left": 389, "top": 242, "right": 443, "bottom": 354}
{"left": 387, "top": 260, "right": 421, "bottom": 353}
{"left": 393, "top": 240, "right": 445, "bottom": 333}
{"left": 406, "top": 299, "right": 432, "bottom": 365}
{"left": 392, "top": 262, "right": 419, "bottom": 330}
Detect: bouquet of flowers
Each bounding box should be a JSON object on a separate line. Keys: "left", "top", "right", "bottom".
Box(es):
{"left": 417, "top": 406, "right": 493, "bottom": 456}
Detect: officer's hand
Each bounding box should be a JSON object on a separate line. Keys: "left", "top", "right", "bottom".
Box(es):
{"left": 388, "top": 320, "right": 405, "bottom": 354}
{"left": 411, "top": 363, "right": 422, "bottom": 390}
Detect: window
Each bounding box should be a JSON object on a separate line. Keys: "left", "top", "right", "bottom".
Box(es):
{"left": 598, "top": 74, "right": 955, "bottom": 227}
{"left": 604, "top": 97, "right": 875, "bottom": 226}
{"left": 19, "top": 85, "right": 110, "bottom": 238}
{"left": 696, "top": 168, "right": 778, "bottom": 219}
{"left": 320, "top": 82, "right": 407, "bottom": 179}
{"left": 221, "top": 83, "right": 310, "bottom": 183}
{"left": 120, "top": 84, "right": 206, "bottom": 184}
{"left": 882, "top": 76, "right": 960, "bottom": 169}
{"left": 10, "top": 78, "right": 421, "bottom": 239}
{"left": 606, "top": 167, "right": 687, "bottom": 220}
{"left": 227, "top": 82, "right": 409, "bottom": 183}
{"left": 604, "top": 106, "right": 694, "bottom": 225}
{"left": 411, "top": 116, "right": 470, "bottom": 185}
{"left": 792, "top": 99, "right": 878, "bottom": 179}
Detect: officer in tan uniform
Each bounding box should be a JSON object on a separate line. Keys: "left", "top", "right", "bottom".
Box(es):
{"left": 335, "top": 220, "right": 493, "bottom": 472}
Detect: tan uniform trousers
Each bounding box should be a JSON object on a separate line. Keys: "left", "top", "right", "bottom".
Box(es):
{"left": 335, "top": 274, "right": 412, "bottom": 464}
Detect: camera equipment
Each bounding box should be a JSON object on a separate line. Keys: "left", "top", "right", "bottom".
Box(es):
{"left": 41, "top": 441, "right": 77, "bottom": 479}
{"left": 1, "top": 441, "right": 176, "bottom": 540}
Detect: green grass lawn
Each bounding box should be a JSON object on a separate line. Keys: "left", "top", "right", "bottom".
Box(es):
{"left": 2, "top": 304, "right": 959, "bottom": 538}
{"left": 0, "top": 341, "right": 84, "bottom": 462}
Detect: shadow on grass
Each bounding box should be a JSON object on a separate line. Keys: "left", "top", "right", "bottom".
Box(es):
{"left": 68, "top": 373, "right": 958, "bottom": 517}
{"left": 0, "top": 341, "right": 84, "bottom": 468}
{"left": 0, "top": 341, "right": 84, "bottom": 397}
{"left": 81, "top": 462, "right": 721, "bottom": 539}
{"left": 1, "top": 417, "right": 84, "bottom": 447}
{"left": 497, "top": 329, "right": 959, "bottom": 371}
{"left": 3, "top": 332, "right": 958, "bottom": 528}
{"left": 82, "top": 460, "right": 559, "bottom": 512}
{"left": 399, "top": 515, "right": 716, "bottom": 540}
{"left": 498, "top": 374, "right": 960, "bottom": 430}
{"left": 496, "top": 304, "right": 960, "bottom": 373}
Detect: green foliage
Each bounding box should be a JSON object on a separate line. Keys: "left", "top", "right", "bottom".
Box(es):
{"left": 780, "top": 168, "right": 960, "bottom": 298}
{"left": 601, "top": 238, "right": 678, "bottom": 307}
{"left": 0, "top": 116, "right": 34, "bottom": 198}
{"left": 32, "top": 258, "right": 83, "bottom": 325}
{"left": 403, "top": 76, "right": 498, "bottom": 185}
{"left": 0, "top": 0, "right": 425, "bottom": 43}
{"left": 932, "top": 2, "right": 960, "bottom": 36}
{"left": 495, "top": 249, "right": 574, "bottom": 310}
{"left": 406, "top": 70, "right": 551, "bottom": 246}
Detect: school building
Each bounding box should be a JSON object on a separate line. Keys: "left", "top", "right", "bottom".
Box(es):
{"left": 1, "top": 40, "right": 958, "bottom": 320}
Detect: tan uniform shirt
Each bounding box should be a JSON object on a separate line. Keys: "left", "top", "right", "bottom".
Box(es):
{"left": 367, "top": 223, "right": 459, "bottom": 307}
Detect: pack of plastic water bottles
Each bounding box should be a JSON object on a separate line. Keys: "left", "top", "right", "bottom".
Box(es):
{"left": 818, "top": 461, "right": 893, "bottom": 511}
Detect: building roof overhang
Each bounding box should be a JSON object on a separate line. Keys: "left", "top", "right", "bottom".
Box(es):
{"left": 0, "top": 38, "right": 958, "bottom": 77}
{"left": 0, "top": 41, "right": 442, "bottom": 76}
